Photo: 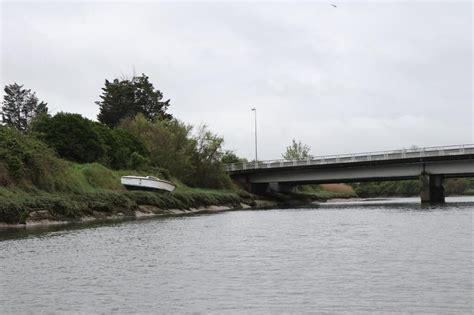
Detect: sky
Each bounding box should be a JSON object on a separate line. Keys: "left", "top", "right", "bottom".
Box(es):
{"left": 1, "top": 1, "right": 472, "bottom": 160}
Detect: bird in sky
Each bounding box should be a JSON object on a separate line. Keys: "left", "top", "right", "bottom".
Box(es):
{"left": 331, "top": 4, "right": 337, "bottom": 8}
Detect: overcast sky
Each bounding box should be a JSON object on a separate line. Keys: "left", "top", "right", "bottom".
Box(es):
{"left": 1, "top": 1, "right": 472, "bottom": 160}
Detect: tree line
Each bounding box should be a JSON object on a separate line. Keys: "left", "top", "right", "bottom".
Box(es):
{"left": 0, "top": 74, "right": 235, "bottom": 188}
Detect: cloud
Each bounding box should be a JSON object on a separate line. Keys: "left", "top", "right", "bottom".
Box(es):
{"left": 1, "top": 1, "right": 472, "bottom": 160}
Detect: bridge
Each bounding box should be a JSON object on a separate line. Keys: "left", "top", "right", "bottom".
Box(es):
{"left": 225, "top": 144, "right": 474, "bottom": 203}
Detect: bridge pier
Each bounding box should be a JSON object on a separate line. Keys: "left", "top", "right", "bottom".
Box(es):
{"left": 419, "top": 174, "right": 445, "bottom": 203}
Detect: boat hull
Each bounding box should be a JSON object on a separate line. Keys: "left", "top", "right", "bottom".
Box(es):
{"left": 120, "top": 176, "right": 176, "bottom": 192}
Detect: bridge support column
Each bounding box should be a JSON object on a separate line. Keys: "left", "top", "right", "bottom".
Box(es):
{"left": 419, "top": 174, "right": 445, "bottom": 203}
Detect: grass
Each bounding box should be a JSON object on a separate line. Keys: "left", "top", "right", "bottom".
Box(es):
{"left": 0, "top": 129, "right": 255, "bottom": 224}
{"left": 0, "top": 188, "right": 250, "bottom": 225}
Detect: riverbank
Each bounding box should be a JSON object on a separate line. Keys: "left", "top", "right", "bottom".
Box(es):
{"left": 3, "top": 185, "right": 472, "bottom": 229}
{"left": 0, "top": 185, "right": 362, "bottom": 229}
{"left": 4, "top": 199, "right": 285, "bottom": 229}
{"left": 0, "top": 187, "right": 290, "bottom": 228}
{"left": 0, "top": 189, "right": 242, "bottom": 226}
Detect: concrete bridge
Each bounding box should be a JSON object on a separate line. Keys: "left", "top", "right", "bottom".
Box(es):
{"left": 225, "top": 144, "right": 474, "bottom": 203}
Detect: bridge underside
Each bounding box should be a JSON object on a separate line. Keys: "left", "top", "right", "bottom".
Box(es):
{"left": 232, "top": 159, "right": 474, "bottom": 203}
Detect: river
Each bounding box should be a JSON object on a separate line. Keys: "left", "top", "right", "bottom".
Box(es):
{"left": 1, "top": 197, "right": 473, "bottom": 313}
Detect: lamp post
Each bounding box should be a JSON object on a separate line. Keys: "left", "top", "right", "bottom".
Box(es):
{"left": 251, "top": 108, "right": 258, "bottom": 165}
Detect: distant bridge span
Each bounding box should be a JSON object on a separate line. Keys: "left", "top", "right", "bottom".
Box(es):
{"left": 225, "top": 144, "right": 474, "bottom": 203}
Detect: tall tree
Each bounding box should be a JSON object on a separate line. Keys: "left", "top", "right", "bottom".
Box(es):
{"left": 1, "top": 83, "right": 48, "bottom": 132}
{"left": 96, "top": 74, "right": 172, "bottom": 127}
{"left": 282, "top": 139, "right": 313, "bottom": 160}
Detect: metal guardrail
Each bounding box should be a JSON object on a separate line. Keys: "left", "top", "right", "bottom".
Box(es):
{"left": 225, "top": 144, "right": 474, "bottom": 172}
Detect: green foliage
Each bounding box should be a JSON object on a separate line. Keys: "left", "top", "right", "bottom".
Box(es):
{"left": 0, "top": 126, "right": 71, "bottom": 191}
{"left": 189, "top": 125, "right": 232, "bottom": 189}
{"left": 120, "top": 114, "right": 194, "bottom": 180}
{"left": 0, "top": 123, "right": 247, "bottom": 224}
{"left": 282, "top": 139, "right": 312, "bottom": 160}
{"left": 353, "top": 178, "right": 473, "bottom": 197}
{"left": 97, "top": 74, "right": 172, "bottom": 128}
{"left": 221, "top": 150, "right": 247, "bottom": 164}
{"left": 125, "top": 190, "right": 241, "bottom": 209}
{"left": 1, "top": 83, "right": 48, "bottom": 132}
{"left": 353, "top": 181, "right": 421, "bottom": 198}
{"left": 72, "top": 163, "right": 124, "bottom": 191}
{"left": 31, "top": 113, "right": 149, "bottom": 169}
{"left": 445, "top": 178, "right": 471, "bottom": 195}
{"left": 0, "top": 127, "right": 142, "bottom": 194}
{"left": 120, "top": 115, "right": 232, "bottom": 189}
{"left": 0, "top": 200, "right": 29, "bottom": 224}
{"left": 31, "top": 112, "right": 106, "bottom": 163}
{"left": 91, "top": 122, "right": 149, "bottom": 169}
{"left": 0, "top": 189, "right": 245, "bottom": 224}
{"left": 130, "top": 152, "right": 148, "bottom": 170}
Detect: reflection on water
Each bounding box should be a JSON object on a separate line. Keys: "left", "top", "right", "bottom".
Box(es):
{"left": 1, "top": 196, "right": 473, "bottom": 313}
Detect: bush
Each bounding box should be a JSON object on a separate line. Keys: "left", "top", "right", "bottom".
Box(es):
{"left": 353, "top": 180, "right": 420, "bottom": 198}
{"left": 0, "top": 126, "right": 74, "bottom": 191}
{"left": 445, "top": 178, "right": 470, "bottom": 195}
{"left": 31, "top": 113, "right": 106, "bottom": 163}
{"left": 92, "top": 123, "right": 149, "bottom": 169}
{"left": 120, "top": 115, "right": 233, "bottom": 189}
{"left": 0, "top": 199, "right": 28, "bottom": 224}
{"left": 120, "top": 114, "right": 195, "bottom": 181}
{"left": 31, "top": 113, "right": 150, "bottom": 170}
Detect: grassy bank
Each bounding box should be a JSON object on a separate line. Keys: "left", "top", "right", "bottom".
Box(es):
{"left": 0, "top": 159, "right": 255, "bottom": 225}
{"left": 0, "top": 188, "right": 254, "bottom": 225}
{"left": 0, "top": 160, "right": 359, "bottom": 225}
{"left": 0, "top": 128, "right": 256, "bottom": 224}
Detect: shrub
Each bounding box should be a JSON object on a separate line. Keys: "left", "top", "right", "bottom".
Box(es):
{"left": 445, "top": 178, "right": 470, "bottom": 195}
{"left": 0, "top": 199, "right": 29, "bottom": 224}
{"left": 31, "top": 113, "right": 150, "bottom": 170}
{"left": 92, "top": 123, "right": 149, "bottom": 169}
{"left": 120, "top": 114, "right": 195, "bottom": 181}
{"left": 0, "top": 126, "right": 73, "bottom": 191}
{"left": 31, "top": 113, "right": 106, "bottom": 163}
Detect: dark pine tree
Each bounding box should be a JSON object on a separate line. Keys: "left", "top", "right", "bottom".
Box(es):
{"left": 1, "top": 83, "right": 48, "bottom": 132}
{"left": 96, "top": 74, "right": 172, "bottom": 127}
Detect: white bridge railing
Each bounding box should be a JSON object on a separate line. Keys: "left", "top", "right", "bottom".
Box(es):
{"left": 225, "top": 144, "right": 474, "bottom": 172}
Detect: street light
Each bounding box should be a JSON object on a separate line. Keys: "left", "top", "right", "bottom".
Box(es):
{"left": 251, "top": 108, "right": 258, "bottom": 164}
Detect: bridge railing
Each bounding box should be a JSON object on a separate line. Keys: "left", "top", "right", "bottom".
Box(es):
{"left": 225, "top": 144, "right": 474, "bottom": 172}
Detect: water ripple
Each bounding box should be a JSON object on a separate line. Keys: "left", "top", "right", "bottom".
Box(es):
{"left": 1, "top": 197, "right": 473, "bottom": 313}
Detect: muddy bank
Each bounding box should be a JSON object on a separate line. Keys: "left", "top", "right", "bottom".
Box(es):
{"left": 1, "top": 189, "right": 362, "bottom": 230}
{"left": 0, "top": 199, "right": 280, "bottom": 229}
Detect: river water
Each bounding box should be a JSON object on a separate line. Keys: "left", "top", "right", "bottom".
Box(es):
{"left": 1, "top": 197, "right": 473, "bottom": 313}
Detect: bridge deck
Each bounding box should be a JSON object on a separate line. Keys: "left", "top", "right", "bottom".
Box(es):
{"left": 226, "top": 144, "right": 474, "bottom": 173}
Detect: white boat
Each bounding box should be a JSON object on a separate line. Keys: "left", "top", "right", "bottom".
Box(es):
{"left": 120, "top": 176, "right": 176, "bottom": 192}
